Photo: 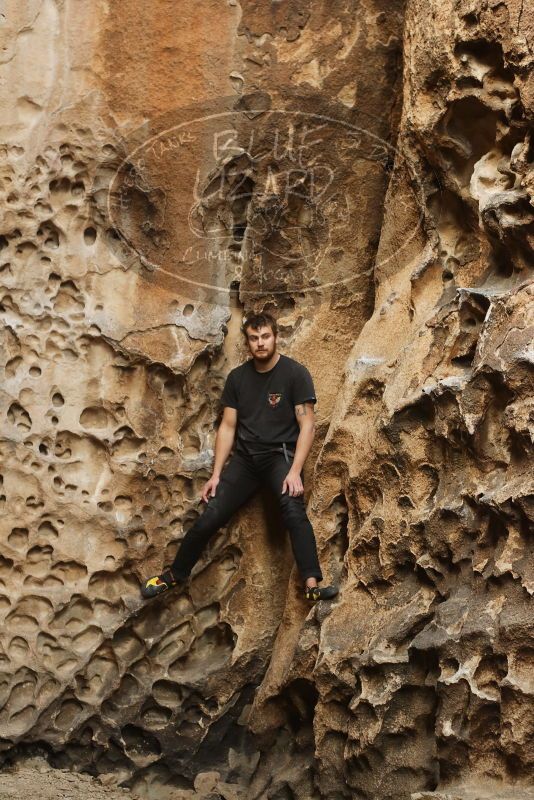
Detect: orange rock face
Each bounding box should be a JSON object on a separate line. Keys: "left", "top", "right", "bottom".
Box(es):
{"left": 0, "top": 1, "right": 532, "bottom": 799}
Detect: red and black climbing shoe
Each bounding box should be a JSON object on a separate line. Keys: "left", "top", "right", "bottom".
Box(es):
{"left": 141, "top": 568, "right": 179, "bottom": 599}
{"left": 304, "top": 584, "right": 339, "bottom": 602}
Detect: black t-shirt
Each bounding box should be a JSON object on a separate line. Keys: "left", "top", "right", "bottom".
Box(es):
{"left": 220, "top": 353, "right": 317, "bottom": 454}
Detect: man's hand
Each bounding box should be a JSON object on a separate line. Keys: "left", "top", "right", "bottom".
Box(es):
{"left": 201, "top": 475, "right": 220, "bottom": 503}
{"left": 282, "top": 468, "right": 304, "bottom": 497}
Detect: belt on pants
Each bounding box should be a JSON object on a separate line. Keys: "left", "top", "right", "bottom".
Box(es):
{"left": 282, "top": 442, "right": 295, "bottom": 463}
{"left": 237, "top": 440, "right": 295, "bottom": 464}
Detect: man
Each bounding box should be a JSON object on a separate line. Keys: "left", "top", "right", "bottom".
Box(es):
{"left": 141, "top": 311, "right": 338, "bottom": 603}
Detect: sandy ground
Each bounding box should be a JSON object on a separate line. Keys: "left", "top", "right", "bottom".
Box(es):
{"left": 2, "top": 760, "right": 532, "bottom": 800}
{"left": 0, "top": 758, "right": 244, "bottom": 800}
{"left": 0, "top": 762, "right": 133, "bottom": 800}
{"left": 413, "top": 785, "right": 534, "bottom": 800}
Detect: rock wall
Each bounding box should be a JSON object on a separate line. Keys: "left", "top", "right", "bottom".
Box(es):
{"left": 0, "top": 1, "right": 532, "bottom": 799}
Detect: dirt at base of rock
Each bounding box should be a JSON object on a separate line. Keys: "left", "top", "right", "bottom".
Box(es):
{"left": 2, "top": 760, "right": 534, "bottom": 800}
{"left": 412, "top": 783, "right": 534, "bottom": 800}
{"left": 0, "top": 764, "right": 130, "bottom": 800}
{"left": 0, "top": 759, "right": 245, "bottom": 800}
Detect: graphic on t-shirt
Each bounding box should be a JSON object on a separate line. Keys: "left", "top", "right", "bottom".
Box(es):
{"left": 268, "top": 393, "right": 282, "bottom": 407}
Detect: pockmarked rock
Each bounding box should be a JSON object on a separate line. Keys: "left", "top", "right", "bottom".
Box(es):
{"left": 0, "top": 0, "right": 532, "bottom": 798}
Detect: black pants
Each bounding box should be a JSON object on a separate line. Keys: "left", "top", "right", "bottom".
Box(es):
{"left": 170, "top": 448, "right": 323, "bottom": 583}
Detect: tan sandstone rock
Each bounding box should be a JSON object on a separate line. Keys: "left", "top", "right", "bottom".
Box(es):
{"left": 0, "top": 1, "right": 532, "bottom": 799}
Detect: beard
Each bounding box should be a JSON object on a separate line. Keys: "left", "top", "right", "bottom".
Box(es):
{"left": 247, "top": 331, "right": 277, "bottom": 361}
{"left": 254, "top": 345, "right": 275, "bottom": 358}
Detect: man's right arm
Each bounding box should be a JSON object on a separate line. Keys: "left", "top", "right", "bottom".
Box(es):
{"left": 201, "top": 407, "right": 237, "bottom": 503}
{"left": 212, "top": 407, "right": 237, "bottom": 477}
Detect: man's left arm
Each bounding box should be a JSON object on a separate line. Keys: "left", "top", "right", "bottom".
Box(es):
{"left": 281, "top": 401, "right": 315, "bottom": 497}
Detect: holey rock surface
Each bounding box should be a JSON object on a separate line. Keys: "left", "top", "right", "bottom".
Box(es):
{"left": 0, "top": 0, "right": 533, "bottom": 799}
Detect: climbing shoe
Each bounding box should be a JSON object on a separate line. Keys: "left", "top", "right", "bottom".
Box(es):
{"left": 304, "top": 584, "right": 339, "bottom": 602}
{"left": 141, "top": 568, "right": 180, "bottom": 599}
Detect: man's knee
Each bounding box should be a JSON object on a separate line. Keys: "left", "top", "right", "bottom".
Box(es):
{"left": 190, "top": 498, "right": 227, "bottom": 534}
{"left": 279, "top": 493, "right": 309, "bottom": 523}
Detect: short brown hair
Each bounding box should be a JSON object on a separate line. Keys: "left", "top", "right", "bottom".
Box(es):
{"left": 241, "top": 312, "right": 278, "bottom": 339}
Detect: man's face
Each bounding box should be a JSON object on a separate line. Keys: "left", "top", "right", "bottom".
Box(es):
{"left": 245, "top": 325, "right": 277, "bottom": 361}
